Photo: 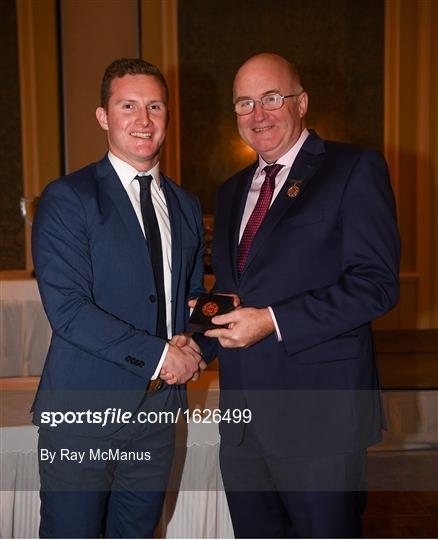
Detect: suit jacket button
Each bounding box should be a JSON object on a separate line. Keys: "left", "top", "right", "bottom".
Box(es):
{"left": 149, "top": 295, "right": 156, "bottom": 303}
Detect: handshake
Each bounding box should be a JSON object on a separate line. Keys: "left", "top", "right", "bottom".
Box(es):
{"left": 159, "top": 334, "right": 206, "bottom": 385}
{"left": 159, "top": 292, "right": 248, "bottom": 385}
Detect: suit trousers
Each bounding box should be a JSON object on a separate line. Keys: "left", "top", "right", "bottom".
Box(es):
{"left": 38, "top": 386, "right": 177, "bottom": 538}
{"left": 219, "top": 421, "right": 367, "bottom": 539}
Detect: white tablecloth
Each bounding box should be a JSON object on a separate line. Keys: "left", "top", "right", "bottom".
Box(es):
{"left": 0, "top": 423, "right": 234, "bottom": 539}
{"left": 0, "top": 280, "right": 234, "bottom": 537}
{"left": 1, "top": 280, "right": 51, "bottom": 377}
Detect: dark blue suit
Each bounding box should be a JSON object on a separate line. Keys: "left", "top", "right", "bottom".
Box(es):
{"left": 32, "top": 155, "right": 204, "bottom": 537}
{"left": 207, "top": 130, "right": 400, "bottom": 537}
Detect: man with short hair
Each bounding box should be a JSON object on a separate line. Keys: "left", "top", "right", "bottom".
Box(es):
{"left": 32, "top": 58, "right": 204, "bottom": 538}
{"left": 200, "top": 53, "right": 400, "bottom": 538}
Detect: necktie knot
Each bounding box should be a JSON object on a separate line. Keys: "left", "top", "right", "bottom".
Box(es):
{"left": 135, "top": 174, "right": 153, "bottom": 191}
{"left": 263, "top": 163, "right": 284, "bottom": 182}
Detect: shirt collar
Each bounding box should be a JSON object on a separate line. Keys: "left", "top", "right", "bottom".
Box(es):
{"left": 258, "top": 128, "right": 310, "bottom": 171}
{"left": 107, "top": 152, "right": 161, "bottom": 190}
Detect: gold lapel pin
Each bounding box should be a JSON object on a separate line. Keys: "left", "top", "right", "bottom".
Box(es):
{"left": 287, "top": 180, "right": 302, "bottom": 198}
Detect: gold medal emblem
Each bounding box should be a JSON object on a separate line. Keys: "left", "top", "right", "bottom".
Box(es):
{"left": 202, "top": 301, "right": 219, "bottom": 317}
{"left": 287, "top": 180, "right": 302, "bottom": 198}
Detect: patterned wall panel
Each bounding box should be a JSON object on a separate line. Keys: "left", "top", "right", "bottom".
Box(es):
{"left": 178, "top": 0, "right": 384, "bottom": 213}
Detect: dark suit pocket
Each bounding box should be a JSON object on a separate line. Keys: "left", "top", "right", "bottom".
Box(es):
{"left": 281, "top": 209, "right": 324, "bottom": 228}
{"left": 296, "top": 335, "right": 360, "bottom": 365}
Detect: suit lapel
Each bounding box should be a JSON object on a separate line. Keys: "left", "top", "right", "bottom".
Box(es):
{"left": 240, "top": 131, "right": 325, "bottom": 278}
{"left": 95, "top": 155, "right": 151, "bottom": 271}
{"left": 96, "top": 159, "right": 183, "bottom": 333}
{"left": 161, "top": 175, "right": 182, "bottom": 330}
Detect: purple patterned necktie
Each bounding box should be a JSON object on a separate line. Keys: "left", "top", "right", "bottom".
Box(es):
{"left": 237, "top": 163, "right": 284, "bottom": 274}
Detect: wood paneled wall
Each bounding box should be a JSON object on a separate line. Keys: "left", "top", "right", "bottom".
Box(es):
{"left": 60, "top": 0, "right": 139, "bottom": 173}
{"left": 0, "top": 0, "right": 25, "bottom": 270}
{"left": 140, "top": 0, "right": 180, "bottom": 183}
{"left": 377, "top": 0, "right": 438, "bottom": 329}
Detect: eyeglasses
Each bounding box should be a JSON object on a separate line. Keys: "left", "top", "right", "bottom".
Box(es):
{"left": 234, "top": 92, "right": 302, "bottom": 116}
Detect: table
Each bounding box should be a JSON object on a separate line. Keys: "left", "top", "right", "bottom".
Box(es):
{"left": 1, "top": 280, "right": 51, "bottom": 377}
{"left": 0, "top": 374, "right": 234, "bottom": 539}
{"left": 0, "top": 279, "right": 234, "bottom": 537}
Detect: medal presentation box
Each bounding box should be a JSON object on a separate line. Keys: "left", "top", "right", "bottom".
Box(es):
{"left": 189, "top": 293, "right": 234, "bottom": 332}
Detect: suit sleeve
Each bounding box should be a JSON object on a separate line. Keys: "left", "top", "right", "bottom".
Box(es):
{"left": 186, "top": 197, "right": 219, "bottom": 362}
{"left": 185, "top": 196, "right": 220, "bottom": 362}
{"left": 187, "top": 196, "right": 207, "bottom": 302}
{"left": 271, "top": 149, "right": 400, "bottom": 357}
{"left": 32, "top": 180, "right": 166, "bottom": 381}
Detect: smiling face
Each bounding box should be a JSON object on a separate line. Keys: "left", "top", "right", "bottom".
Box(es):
{"left": 233, "top": 54, "right": 308, "bottom": 163}
{"left": 96, "top": 74, "right": 168, "bottom": 171}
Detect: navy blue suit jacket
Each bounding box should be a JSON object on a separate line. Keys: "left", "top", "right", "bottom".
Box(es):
{"left": 32, "top": 155, "right": 204, "bottom": 435}
{"left": 208, "top": 130, "right": 400, "bottom": 457}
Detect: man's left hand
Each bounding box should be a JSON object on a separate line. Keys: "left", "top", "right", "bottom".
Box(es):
{"left": 204, "top": 307, "right": 274, "bottom": 348}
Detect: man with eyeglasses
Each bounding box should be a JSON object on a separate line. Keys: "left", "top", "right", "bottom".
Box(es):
{"left": 197, "top": 53, "right": 400, "bottom": 538}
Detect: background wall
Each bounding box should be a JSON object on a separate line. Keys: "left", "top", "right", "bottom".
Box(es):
{"left": 0, "top": 0, "right": 24, "bottom": 270}
{"left": 1, "top": 0, "right": 438, "bottom": 331}
{"left": 60, "top": 0, "right": 140, "bottom": 173}
{"left": 383, "top": 0, "right": 438, "bottom": 329}
{"left": 178, "top": 0, "right": 384, "bottom": 213}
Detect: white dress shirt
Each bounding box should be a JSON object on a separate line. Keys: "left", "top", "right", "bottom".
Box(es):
{"left": 239, "top": 128, "right": 310, "bottom": 240}
{"left": 108, "top": 152, "right": 171, "bottom": 378}
{"left": 238, "top": 129, "right": 310, "bottom": 340}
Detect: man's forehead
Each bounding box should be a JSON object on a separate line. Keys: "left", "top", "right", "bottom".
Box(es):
{"left": 109, "top": 74, "right": 167, "bottom": 100}
{"left": 234, "top": 73, "right": 285, "bottom": 99}
{"left": 234, "top": 59, "right": 294, "bottom": 96}
{"left": 110, "top": 74, "right": 162, "bottom": 89}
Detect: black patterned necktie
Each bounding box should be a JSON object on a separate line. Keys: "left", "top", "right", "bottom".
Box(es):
{"left": 135, "top": 174, "right": 167, "bottom": 339}
{"left": 237, "top": 163, "right": 284, "bottom": 274}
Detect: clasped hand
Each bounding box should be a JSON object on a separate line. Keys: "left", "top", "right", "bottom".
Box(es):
{"left": 187, "top": 294, "right": 274, "bottom": 348}
{"left": 160, "top": 335, "right": 206, "bottom": 385}
{"left": 204, "top": 307, "right": 275, "bottom": 348}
